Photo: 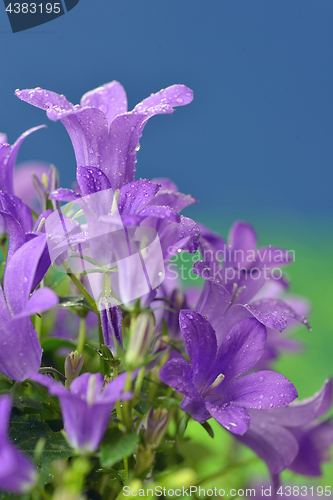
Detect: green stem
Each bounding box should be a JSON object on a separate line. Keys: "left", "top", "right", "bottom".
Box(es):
{"left": 122, "top": 370, "right": 133, "bottom": 431}
{"left": 34, "top": 314, "right": 42, "bottom": 340}
{"left": 133, "top": 367, "right": 145, "bottom": 402}
{"left": 63, "top": 262, "right": 98, "bottom": 313}
{"left": 112, "top": 363, "right": 124, "bottom": 431}
{"left": 77, "top": 317, "right": 86, "bottom": 355}
{"left": 123, "top": 456, "right": 129, "bottom": 483}
{"left": 1, "top": 239, "right": 7, "bottom": 260}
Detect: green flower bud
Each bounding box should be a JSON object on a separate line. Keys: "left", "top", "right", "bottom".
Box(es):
{"left": 65, "top": 350, "right": 83, "bottom": 388}
{"left": 125, "top": 313, "right": 155, "bottom": 368}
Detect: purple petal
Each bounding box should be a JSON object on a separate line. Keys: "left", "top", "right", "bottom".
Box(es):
{"left": 138, "top": 205, "right": 180, "bottom": 223}
{"left": 179, "top": 310, "right": 217, "bottom": 389}
{"left": 33, "top": 209, "right": 54, "bottom": 233}
{"left": 208, "top": 318, "right": 266, "bottom": 385}
{"left": 29, "top": 373, "right": 68, "bottom": 397}
{"left": 0, "top": 192, "right": 33, "bottom": 234}
{"left": 236, "top": 413, "right": 299, "bottom": 474}
{"left": 226, "top": 220, "right": 257, "bottom": 267}
{"left": 0, "top": 395, "right": 11, "bottom": 435}
{"left": 14, "top": 288, "right": 58, "bottom": 319}
{"left": 148, "top": 191, "right": 197, "bottom": 213}
{"left": 80, "top": 81, "right": 128, "bottom": 128}
{"left": 263, "top": 379, "right": 332, "bottom": 427}
{"left": 100, "top": 306, "right": 123, "bottom": 355}
{"left": 133, "top": 85, "right": 193, "bottom": 112}
{"left": 49, "top": 188, "right": 81, "bottom": 202}
{"left": 4, "top": 235, "right": 47, "bottom": 314}
{"left": 159, "top": 358, "right": 197, "bottom": 399}
{"left": 228, "top": 371, "right": 298, "bottom": 409}
{"left": 151, "top": 178, "right": 179, "bottom": 192}
{"left": 118, "top": 180, "right": 160, "bottom": 215}
{"left": 0, "top": 318, "right": 42, "bottom": 381}
{"left": 59, "top": 108, "right": 110, "bottom": 172}
{"left": 195, "top": 279, "right": 231, "bottom": 331}
{"left": 77, "top": 166, "right": 112, "bottom": 196}
{"left": 0, "top": 212, "right": 25, "bottom": 261}
{"left": 15, "top": 88, "right": 74, "bottom": 114}
{"left": 0, "top": 126, "right": 45, "bottom": 194}
{"left": 244, "top": 298, "right": 310, "bottom": 332}
{"left": 205, "top": 402, "right": 250, "bottom": 434}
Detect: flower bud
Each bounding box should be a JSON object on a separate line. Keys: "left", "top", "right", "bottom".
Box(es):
{"left": 145, "top": 407, "right": 170, "bottom": 447}
{"left": 125, "top": 313, "right": 155, "bottom": 368}
{"left": 65, "top": 350, "right": 83, "bottom": 388}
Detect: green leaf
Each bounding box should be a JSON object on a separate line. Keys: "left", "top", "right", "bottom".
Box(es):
{"left": 41, "top": 337, "right": 77, "bottom": 352}
{"left": 200, "top": 421, "right": 214, "bottom": 438}
{"left": 58, "top": 295, "right": 95, "bottom": 312}
{"left": 178, "top": 413, "right": 190, "bottom": 444}
{"left": 158, "top": 396, "right": 181, "bottom": 409}
{"left": 8, "top": 411, "right": 72, "bottom": 485}
{"left": 12, "top": 396, "right": 43, "bottom": 412}
{"left": 99, "top": 429, "right": 139, "bottom": 468}
{"left": 134, "top": 400, "right": 148, "bottom": 415}
{"left": 155, "top": 440, "right": 175, "bottom": 453}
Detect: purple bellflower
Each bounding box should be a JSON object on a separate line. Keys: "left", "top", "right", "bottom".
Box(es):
{"left": 31, "top": 372, "right": 132, "bottom": 452}
{"left": 0, "top": 395, "right": 37, "bottom": 494}
{"left": 15, "top": 82, "right": 193, "bottom": 191}
{"left": 193, "top": 221, "right": 309, "bottom": 346}
{"left": 159, "top": 310, "right": 297, "bottom": 435}
{"left": 0, "top": 235, "right": 58, "bottom": 381}
{"left": 236, "top": 379, "right": 333, "bottom": 479}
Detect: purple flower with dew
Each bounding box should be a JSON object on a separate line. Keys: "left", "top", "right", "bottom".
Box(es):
{"left": 236, "top": 379, "right": 333, "bottom": 481}
{"left": 193, "top": 221, "right": 310, "bottom": 346}
{"left": 0, "top": 127, "right": 45, "bottom": 238}
{"left": 0, "top": 126, "right": 45, "bottom": 197}
{"left": 0, "top": 235, "right": 58, "bottom": 381}
{"left": 159, "top": 311, "right": 297, "bottom": 434}
{"left": 0, "top": 395, "right": 37, "bottom": 493}
{"left": 15, "top": 82, "right": 193, "bottom": 191}
{"left": 30, "top": 372, "right": 132, "bottom": 452}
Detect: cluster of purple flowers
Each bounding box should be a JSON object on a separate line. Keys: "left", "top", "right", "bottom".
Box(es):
{"left": 0, "top": 81, "right": 331, "bottom": 496}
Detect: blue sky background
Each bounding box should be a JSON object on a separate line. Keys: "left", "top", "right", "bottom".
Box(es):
{"left": 0, "top": 1, "right": 332, "bottom": 229}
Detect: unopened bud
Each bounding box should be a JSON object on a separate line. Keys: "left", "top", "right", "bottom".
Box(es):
{"left": 125, "top": 313, "right": 155, "bottom": 368}
{"left": 65, "top": 350, "right": 83, "bottom": 388}
{"left": 145, "top": 407, "right": 170, "bottom": 447}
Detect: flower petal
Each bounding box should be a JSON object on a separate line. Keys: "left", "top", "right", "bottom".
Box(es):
{"left": 76, "top": 166, "right": 112, "bottom": 196}
{"left": 205, "top": 402, "right": 250, "bottom": 434}
{"left": 179, "top": 310, "right": 217, "bottom": 388}
{"left": 208, "top": 318, "right": 266, "bottom": 385}
{"left": 4, "top": 235, "right": 48, "bottom": 314}
{"left": 80, "top": 81, "right": 128, "bottom": 128}
{"left": 236, "top": 413, "right": 299, "bottom": 474}
{"left": 227, "top": 371, "right": 298, "bottom": 409}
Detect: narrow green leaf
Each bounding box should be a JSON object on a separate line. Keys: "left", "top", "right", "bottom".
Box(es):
{"left": 200, "top": 421, "right": 214, "bottom": 438}
{"left": 99, "top": 429, "right": 139, "bottom": 468}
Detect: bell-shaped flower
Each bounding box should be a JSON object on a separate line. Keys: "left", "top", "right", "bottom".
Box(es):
{"left": 0, "top": 235, "right": 58, "bottom": 381}
{"left": 159, "top": 311, "right": 297, "bottom": 435}
{"left": 31, "top": 372, "right": 132, "bottom": 452}
{"left": 193, "top": 221, "right": 310, "bottom": 345}
{"left": 236, "top": 379, "right": 333, "bottom": 478}
{"left": 15, "top": 82, "right": 193, "bottom": 190}
{"left": 0, "top": 395, "right": 37, "bottom": 493}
